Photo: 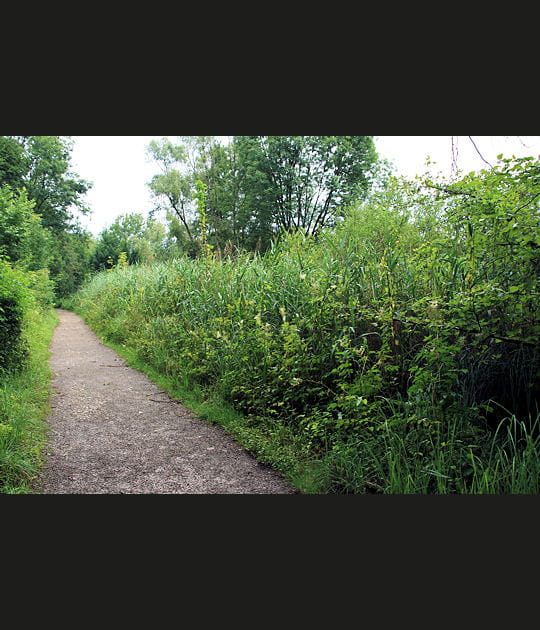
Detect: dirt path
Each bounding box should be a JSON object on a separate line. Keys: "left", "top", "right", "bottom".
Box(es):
{"left": 36, "top": 309, "right": 296, "bottom": 494}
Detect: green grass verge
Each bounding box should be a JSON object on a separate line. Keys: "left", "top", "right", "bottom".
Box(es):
{"left": 0, "top": 308, "right": 58, "bottom": 493}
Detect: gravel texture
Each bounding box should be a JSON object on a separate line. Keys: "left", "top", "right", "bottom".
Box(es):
{"left": 36, "top": 309, "right": 296, "bottom": 494}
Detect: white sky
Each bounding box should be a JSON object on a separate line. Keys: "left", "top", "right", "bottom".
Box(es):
{"left": 70, "top": 136, "right": 540, "bottom": 236}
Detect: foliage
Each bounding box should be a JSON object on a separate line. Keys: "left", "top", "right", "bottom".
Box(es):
{"left": 0, "top": 308, "right": 57, "bottom": 493}
{"left": 0, "top": 259, "right": 54, "bottom": 375}
{"left": 0, "top": 135, "right": 95, "bottom": 303}
{"left": 413, "top": 156, "right": 540, "bottom": 427}
{"left": 234, "top": 136, "right": 379, "bottom": 247}
{"left": 90, "top": 213, "right": 166, "bottom": 271}
{"left": 48, "top": 228, "right": 95, "bottom": 300}
{"left": 195, "top": 179, "right": 211, "bottom": 258}
{"left": 0, "top": 259, "right": 33, "bottom": 374}
{"left": 9, "top": 136, "right": 92, "bottom": 233}
{"left": 146, "top": 138, "right": 197, "bottom": 243}
{"left": 68, "top": 155, "right": 540, "bottom": 493}
{"left": 0, "top": 186, "right": 52, "bottom": 271}
{"left": 146, "top": 136, "right": 380, "bottom": 255}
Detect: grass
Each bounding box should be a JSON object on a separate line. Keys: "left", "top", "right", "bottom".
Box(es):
{"left": 309, "top": 409, "right": 540, "bottom": 494}
{"left": 74, "top": 296, "right": 540, "bottom": 495}
{"left": 67, "top": 238, "right": 539, "bottom": 494}
{"left": 464, "top": 414, "right": 540, "bottom": 494}
{"left": 0, "top": 308, "right": 58, "bottom": 493}
{"left": 65, "top": 167, "right": 539, "bottom": 493}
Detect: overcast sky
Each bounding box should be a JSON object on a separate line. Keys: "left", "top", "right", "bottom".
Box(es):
{"left": 70, "top": 136, "right": 540, "bottom": 236}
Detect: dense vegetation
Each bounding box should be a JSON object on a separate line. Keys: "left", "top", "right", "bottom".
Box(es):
{"left": 0, "top": 136, "right": 87, "bottom": 491}
{"left": 2, "top": 134, "right": 538, "bottom": 493}
{"left": 68, "top": 155, "right": 540, "bottom": 493}
{"left": 0, "top": 241, "right": 57, "bottom": 492}
{"left": 0, "top": 308, "right": 57, "bottom": 492}
{"left": 145, "top": 136, "right": 380, "bottom": 255}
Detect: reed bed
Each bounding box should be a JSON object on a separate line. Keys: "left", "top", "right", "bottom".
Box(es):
{"left": 69, "top": 167, "right": 539, "bottom": 493}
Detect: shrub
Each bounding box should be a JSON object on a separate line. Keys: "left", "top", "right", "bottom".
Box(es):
{"left": 0, "top": 259, "right": 34, "bottom": 374}
{"left": 69, "top": 158, "right": 540, "bottom": 492}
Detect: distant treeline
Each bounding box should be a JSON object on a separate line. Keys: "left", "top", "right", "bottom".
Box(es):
{"left": 1, "top": 135, "right": 383, "bottom": 296}
{"left": 91, "top": 135, "right": 381, "bottom": 268}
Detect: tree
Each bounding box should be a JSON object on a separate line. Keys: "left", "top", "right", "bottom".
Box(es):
{"left": 90, "top": 213, "right": 166, "bottom": 270}
{"left": 146, "top": 136, "right": 380, "bottom": 255}
{"left": 191, "top": 137, "right": 238, "bottom": 250}
{"left": 234, "top": 136, "right": 379, "bottom": 250}
{"left": 0, "top": 186, "right": 52, "bottom": 271}
{"left": 146, "top": 136, "right": 240, "bottom": 254}
{"left": 0, "top": 136, "right": 94, "bottom": 302}
{"left": 133, "top": 219, "right": 168, "bottom": 263}
{"left": 48, "top": 228, "right": 94, "bottom": 299}
{"left": 146, "top": 138, "right": 195, "bottom": 242}
{"left": 230, "top": 136, "right": 275, "bottom": 251}
{"left": 0, "top": 136, "right": 27, "bottom": 190}
{"left": 18, "top": 136, "right": 92, "bottom": 232}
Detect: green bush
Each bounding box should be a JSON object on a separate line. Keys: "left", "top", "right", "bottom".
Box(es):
{"left": 0, "top": 259, "right": 35, "bottom": 374}
{"left": 0, "top": 186, "right": 52, "bottom": 272}
{"left": 69, "top": 157, "right": 540, "bottom": 492}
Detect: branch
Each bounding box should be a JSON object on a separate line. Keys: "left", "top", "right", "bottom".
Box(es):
{"left": 468, "top": 136, "right": 493, "bottom": 168}
{"left": 484, "top": 334, "right": 537, "bottom": 348}
{"left": 424, "top": 183, "right": 476, "bottom": 197}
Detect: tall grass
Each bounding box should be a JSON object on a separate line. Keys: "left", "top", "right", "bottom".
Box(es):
{"left": 68, "top": 168, "right": 539, "bottom": 493}
{"left": 0, "top": 308, "right": 57, "bottom": 493}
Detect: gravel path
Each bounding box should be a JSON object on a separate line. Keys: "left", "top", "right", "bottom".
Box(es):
{"left": 36, "top": 309, "right": 296, "bottom": 494}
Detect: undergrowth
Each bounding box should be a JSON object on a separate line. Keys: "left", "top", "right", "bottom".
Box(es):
{"left": 67, "top": 160, "right": 540, "bottom": 493}
{"left": 0, "top": 308, "right": 57, "bottom": 493}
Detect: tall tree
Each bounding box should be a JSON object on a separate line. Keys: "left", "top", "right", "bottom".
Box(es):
{"left": 146, "top": 136, "right": 238, "bottom": 252}
{"left": 233, "top": 136, "right": 276, "bottom": 250}
{"left": 146, "top": 138, "right": 196, "bottom": 243}
{"left": 0, "top": 136, "right": 27, "bottom": 190}
{"left": 18, "top": 136, "right": 92, "bottom": 232}
{"left": 147, "top": 136, "right": 380, "bottom": 255}
{"left": 234, "top": 136, "right": 379, "bottom": 250}
{"left": 0, "top": 135, "right": 94, "bottom": 298}
{"left": 192, "top": 137, "right": 238, "bottom": 249}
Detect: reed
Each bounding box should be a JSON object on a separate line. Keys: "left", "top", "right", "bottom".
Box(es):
{"left": 68, "top": 162, "right": 539, "bottom": 493}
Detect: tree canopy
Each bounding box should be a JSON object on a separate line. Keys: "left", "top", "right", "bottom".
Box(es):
{"left": 146, "top": 135, "right": 379, "bottom": 253}
{"left": 91, "top": 213, "right": 167, "bottom": 270}
{"left": 0, "top": 136, "right": 91, "bottom": 232}
{"left": 0, "top": 135, "right": 94, "bottom": 300}
{"left": 235, "top": 135, "right": 378, "bottom": 240}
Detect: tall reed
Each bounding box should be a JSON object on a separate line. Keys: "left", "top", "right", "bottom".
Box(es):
{"left": 69, "top": 166, "right": 539, "bottom": 493}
